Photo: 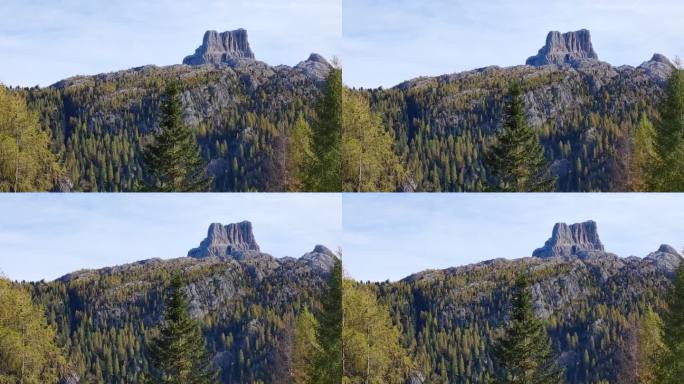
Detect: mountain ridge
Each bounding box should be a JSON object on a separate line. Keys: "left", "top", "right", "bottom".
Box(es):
{"left": 57, "top": 221, "right": 338, "bottom": 283}
{"left": 363, "top": 29, "right": 675, "bottom": 192}
{"left": 24, "top": 26, "right": 333, "bottom": 192}
{"left": 403, "top": 220, "right": 681, "bottom": 283}
{"left": 372, "top": 221, "right": 682, "bottom": 383}
{"left": 33, "top": 220, "right": 337, "bottom": 382}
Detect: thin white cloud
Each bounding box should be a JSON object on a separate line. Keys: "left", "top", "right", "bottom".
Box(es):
{"left": 0, "top": 0, "right": 341, "bottom": 87}
{"left": 343, "top": 0, "right": 684, "bottom": 88}
{"left": 0, "top": 194, "right": 342, "bottom": 282}
{"left": 343, "top": 193, "right": 684, "bottom": 282}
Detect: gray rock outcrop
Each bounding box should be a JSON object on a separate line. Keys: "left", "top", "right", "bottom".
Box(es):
{"left": 299, "top": 244, "right": 338, "bottom": 273}
{"left": 644, "top": 244, "right": 683, "bottom": 275}
{"left": 533, "top": 220, "right": 605, "bottom": 258}
{"left": 188, "top": 221, "right": 260, "bottom": 258}
{"left": 59, "top": 373, "right": 80, "bottom": 384}
{"left": 294, "top": 53, "right": 332, "bottom": 82}
{"left": 526, "top": 29, "right": 598, "bottom": 67}
{"left": 183, "top": 29, "right": 255, "bottom": 66}
{"left": 638, "top": 53, "right": 675, "bottom": 82}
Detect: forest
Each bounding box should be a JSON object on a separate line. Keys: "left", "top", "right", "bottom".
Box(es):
{"left": 0, "top": 246, "right": 342, "bottom": 383}
{"left": 2, "top": 60, "right": 683, "bottom": 192}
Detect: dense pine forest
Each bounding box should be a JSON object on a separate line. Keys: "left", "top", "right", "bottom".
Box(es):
{"left": 359, "top": 57, "right": 674, "bottom": 191}
{"left": 0, "top": 221, "right": 341, "bottom": 383}
{"left": 20, "top": 61, "right": 327, "bottom": 191}
{"left": 0, "top": 27, "right": 337, "bottom": 192}
{"left": 358, "top": 222, "right": 683, "bottom": 383}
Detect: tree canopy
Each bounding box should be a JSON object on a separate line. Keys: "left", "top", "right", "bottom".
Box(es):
{"left": 148, "top": 274, "right": 218, "bottom": 384}
{"left": 0, "top": 277, "right": 66, "bottom": 383}
{"left": 0, "top": 85, "right": 61, "bottom": 191}
{"left": 142, "top": 82, "right": 212, "bottom": 192}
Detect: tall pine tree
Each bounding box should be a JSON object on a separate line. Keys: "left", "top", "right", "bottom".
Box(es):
{"left": 142, "top": 82, "right": 211, "bottom": 192}
{"left": 148, "top": 274, "right": 217, "bottom": 384}
{"left": 486, "top": 82, "right": 555, "bottom": 192}
{"left": 629, "top": 116, "right": 658, "bottom": 191}
{"left": 342, "top": 279, "right": 412, "bottom": 383}
{"left": 313, "top": 257, "right": 342, "bottom": 383}
{"left": 649, "top": 67, "right": 684, "bottom": 191}
{"left": 0, "top": 86, "right": 62, "bottom": 191}
{"left": 657, "top": 261, "right": 684, "bottom": 383}
{"left": 635, "top": 307, "right": 666, "bottom": 384}
{"left": 307, "top": 67, "right": 342, "bottom": 192}
{"left": 342, "top": 88, "right": 404, "bottom": 192}
{"left": 492, "top": 275, "right": 564, "bottom": 384}
{"left": 0, "top": 278, "right": 66, "bottom": 383}
{"left": 286, "top": 114, "right": 315, "bottom": 192}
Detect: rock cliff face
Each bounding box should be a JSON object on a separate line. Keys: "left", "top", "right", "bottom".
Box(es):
{"left": 45, "top": 222, "right": 338, "bottom": 383}
{"left": 526, "top": 29, "right": 598, "bottom": 67}
{"left": 370, "top": 30, "right": 675, "bottom": 192}
{"left": 24, "top": 27, "right": 333, "bottom": 192}
{"left": 533, "top": 220, "right": 605, "bottom": 258}
{"left": 294, "top": 53, "right": 333, "bottom": 82}
{"left": 387, "top": 221, "right": 682, "bottom": 383}
{"left": 188, "top": 221, "right": 261, "bottom": 258}
{"left": 183, "top": 29, "right": 255, "bottom": 66}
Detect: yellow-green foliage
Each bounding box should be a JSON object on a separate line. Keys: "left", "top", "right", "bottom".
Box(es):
{"left": 0, "top": 86, "right": 61, "bottom": 191}
{"left": 0, "top": 278, "right": 66, "bottom": 383}
{"left": 342, "top": 89, "right": 404, "bottom": 192}
{"left": 342, "top": 279, "right": 413, "bottom": 383}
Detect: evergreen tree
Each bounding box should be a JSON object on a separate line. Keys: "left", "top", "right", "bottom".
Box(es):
{"left": 342, "top": 88, "right": 404, "bottom": 192}
{"left": 0, "top": 277, "right": 66, "bottom": 383}
{"left": 148, "top": 275, "right": 217, "bottom": 384}
{"left": 142, "top": 82, "right": 211, "bottom": 192}
{"left": 636, "top": 308, "right": 665, "bottom": 384}
{"left": 287, "top": 114, "right": 315, "bottom": 192}
{"left": 485, "top": 82, "right": 555, "bottom": 191}
{"left": 292, "top": 308, "right": 319, "bottom": 383}
{"left": 313, "top": 257, "right": 342, "bottom": 383}
{"left": 307, "top": 67, "right": 342, "bottom": 191}
{"left": 492, "top": 275, "right": 564, "bottom": 384}
{"left": 0, "top": 86, "right": 62, "bottom": 191}
{"left": 342, "top": 279, "right": 412, "bottom": 383}
{"left": 629, "top": 116, "right": 658, "bottom": 191}
{"left": 649, "top": 67, "right": 684, "bottom": 191}
{"left": 657, "top": 262, "right": 684, "bottom": 383}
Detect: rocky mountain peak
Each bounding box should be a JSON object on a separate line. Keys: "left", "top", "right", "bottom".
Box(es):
{"left": 299, "top": 244, "right": 338, "bottom": 273}
{"left": 183, "top": 29, "right": 255, "bottom": 66}
{"left": 188, "top": 221, "right": 260, "bottom": 258}
{"left": 657, "top": 244, "right": 679, "bottom": 255}
{"left": 639, "top": 53, "right": 675, "bottom": 82}
{"left": 533, "top": 220, "right": 605, "bottom": 258}
{"left": 294, "top": 53, "right": 332, "bottom": 81}
{"left": 526, "top": 29, "right": 598, "bottom": 67}
{"left": 644, "top": 244, "right": 682, "bottom": 275}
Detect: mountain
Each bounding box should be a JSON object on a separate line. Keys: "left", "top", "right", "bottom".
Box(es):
{"left": 359, "top": 29, "right": 675, "bottom": 191}
{"left": 526, "top": 29, "right": 598, "bottom": 67}
{"left": 532, "top": 220, "right": 605, "bottom": 258}
{"left": 369, "top": 221, "right": 681, "bottom": 383}
{"left": 183, "top": 29, "right": 256, "bottom": 65}
{"left": 29, "top": 221, "right": 338, "bottom": 383}
{"left": 18, "top": 28, "right": 332, "bottom": 192}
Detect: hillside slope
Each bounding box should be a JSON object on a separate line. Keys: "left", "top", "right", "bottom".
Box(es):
{"left": 19, "top": 29, "right": 331, "bottom": 192}
{"left": 30, "top": 221, "right": 338, "bottom": 383}
{"left": 370, "top": 221, "right": 681, "bottom": 383}
{"left": 361, "top": 30, "right": 674, "bottom": 191}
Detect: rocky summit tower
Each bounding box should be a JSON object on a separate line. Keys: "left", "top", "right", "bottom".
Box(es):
{"left": 526, "top": 29, "right": 598, "bottom": 67}
{"left": 183, "top": 29, "right": 255, "bottom": 65}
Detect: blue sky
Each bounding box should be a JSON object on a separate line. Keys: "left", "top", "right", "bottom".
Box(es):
{"left": 0, "top": 0, "right": 341, "bottom": 87}
{"left": 343, "top": 0, "right": 684, "bottom": 88}
{"left": 343, "top": 194, "right": 684, "bottom": 282}
{"left": 0, "top": 194, "right": 342, "bottom": 282}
